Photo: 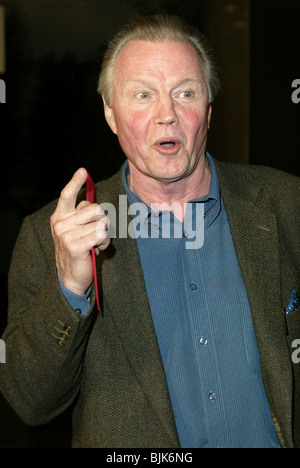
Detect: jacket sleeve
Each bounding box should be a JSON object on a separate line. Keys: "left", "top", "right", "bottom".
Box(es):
{"left": 0, "top": 211, "right": 96, "bottom": 426}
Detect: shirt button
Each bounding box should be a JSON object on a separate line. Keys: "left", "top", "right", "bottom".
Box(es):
{"left": 190, "top": 282, "right": 198, "bottom": 291}
{"left": 183, "top": 231, "right": 189, "bottom": 238}
{"left": 200, "top": 337, "right": 208, "bottom": 346}
{"left": 209, "top": 392, "right": 217, "bottom": 401}
{"left": 75, "top": 308, "right": 82, "bottom": 315}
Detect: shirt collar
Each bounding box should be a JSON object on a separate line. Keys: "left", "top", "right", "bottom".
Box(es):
{"left": 122, "top": 151, "right": 221, "bottom": 227}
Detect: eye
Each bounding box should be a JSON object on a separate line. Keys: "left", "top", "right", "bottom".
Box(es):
{"left": 179, "top": 91, "right": 193, "bottom": 98}
{"left": 136, "top": 92, "right": 150, "bottom": 99}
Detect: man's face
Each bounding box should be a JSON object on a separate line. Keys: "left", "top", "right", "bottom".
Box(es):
{"left": 104, "top": 39, "right": 212, "bottom": 184}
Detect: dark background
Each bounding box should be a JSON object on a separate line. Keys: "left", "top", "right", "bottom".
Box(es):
{"left": 0, "top": 0, "right": 299, "bottom": 448}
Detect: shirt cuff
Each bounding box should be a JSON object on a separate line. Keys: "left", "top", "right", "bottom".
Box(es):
{"left": 59, "top": 282, "right": 92, "bottom": 317}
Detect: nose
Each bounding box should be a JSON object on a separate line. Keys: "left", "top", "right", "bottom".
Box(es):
{"left": 153, "top": 95, "right": 179, "bottom": 126}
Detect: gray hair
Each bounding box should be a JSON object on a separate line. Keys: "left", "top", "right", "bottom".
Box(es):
{"left": 98, "top": 14, "right": 220, "bottom": 105}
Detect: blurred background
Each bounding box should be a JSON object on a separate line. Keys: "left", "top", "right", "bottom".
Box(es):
{"left": 0, "top": 0, "right": 299, "bottom": 447}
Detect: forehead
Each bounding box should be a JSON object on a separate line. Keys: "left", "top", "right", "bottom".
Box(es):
{"left": 113, "top": 39, "right": 205, "bottom": 85}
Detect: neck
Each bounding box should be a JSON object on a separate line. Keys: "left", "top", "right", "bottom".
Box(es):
{"left": 127, "top": 156, "right": 211, "bottom": 222}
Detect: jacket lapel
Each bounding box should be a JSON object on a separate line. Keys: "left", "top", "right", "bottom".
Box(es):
{"left": 216, "top": 161, "right": 294, "bottom": 447}
{"left": 96, "top": 174, "right": 180, "bottom": 447}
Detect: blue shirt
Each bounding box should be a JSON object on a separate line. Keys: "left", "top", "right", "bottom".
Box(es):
{"left": 123, "top": 152, "right": 280, "bottom": 448}
{"left": 62, "top": 153, "right": 280, "bottom": 448}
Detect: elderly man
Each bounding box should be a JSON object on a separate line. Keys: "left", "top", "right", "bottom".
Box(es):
{"left": 0, "top": 15, "right": 299, "bottom": 449}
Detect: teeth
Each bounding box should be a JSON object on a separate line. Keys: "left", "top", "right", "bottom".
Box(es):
{"left": 161, "top": 141, "right": 175, "bottom": 147}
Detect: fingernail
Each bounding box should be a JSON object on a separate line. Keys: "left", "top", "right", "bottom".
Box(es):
{"left": 77, "top": 168, "right": 87, "bottom": 179}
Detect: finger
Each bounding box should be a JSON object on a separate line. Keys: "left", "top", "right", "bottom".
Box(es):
{"left": 57, "top": 168, "right": 88, "bottom": 214}
{"left": 67, "top": 225, "right": 110, "bottom": 257}
{"left": 60, "top": 220, "right": 109, "bottom": 249}
{"left": 82, "top": 222, "right": 111, "bottom": 251}
{"left": 74, "top": 203, "right": 106, "bottom": 226}
{"left": 76, "top": 200, "right": 91, "bottom": 211}
{"left": 52, "top": 204, "right": 108, "bottom": 242}
{"left": 97, "top": 234, "right": 111, "bottom": 251}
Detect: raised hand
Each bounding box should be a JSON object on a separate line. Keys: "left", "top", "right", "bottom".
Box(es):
{"left": 50, "top": 168, "right": 110, "bottom": 296}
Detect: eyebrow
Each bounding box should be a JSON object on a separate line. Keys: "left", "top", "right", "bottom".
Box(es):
{"left": 124, "top": 77, "right": 204, "bottom": 90}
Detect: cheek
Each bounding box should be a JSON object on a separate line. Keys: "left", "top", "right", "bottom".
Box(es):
{"left": 180, "top": 107, "right": 209, "bottom": 146}
{"left": 116, "top": 109, "right": 149, "bottom": 147}
{"left": 129, "top": 112, "right": 149, "bottom": 140}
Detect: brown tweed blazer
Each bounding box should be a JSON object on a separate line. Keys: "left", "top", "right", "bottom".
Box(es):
{"left": 0, "top": 160, "right": 299, "bottom": 448}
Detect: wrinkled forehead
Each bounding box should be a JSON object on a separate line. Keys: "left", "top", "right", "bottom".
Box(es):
{"left": 113, "top": 39, "right": 206, "bottom": 86}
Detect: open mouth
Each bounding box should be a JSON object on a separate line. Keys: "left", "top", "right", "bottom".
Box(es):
{"left": 154, "top": 138, "right": 182, "bottom": 154}
{"left": 160, "top": 141, "right": 177, "bottom": 148}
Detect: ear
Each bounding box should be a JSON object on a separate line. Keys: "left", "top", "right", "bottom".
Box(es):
{"left": 102, "top": 96, "right": 117, "bottom": 135}
{"left": 207, "top": 104, "right": 212, "bottom": 129}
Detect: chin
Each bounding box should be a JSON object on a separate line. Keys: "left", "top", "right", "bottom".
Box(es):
{"left": 148, "top": 157, "right": 190, "bottom": 180}
{"left": 151, "top": 168, "right": 189, "bottom": 183}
